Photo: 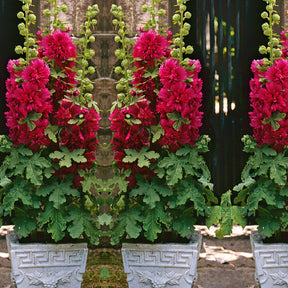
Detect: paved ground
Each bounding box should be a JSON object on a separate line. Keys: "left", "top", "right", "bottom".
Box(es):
{"left": 0, "top": 225, "right": 258, "bottom": 288}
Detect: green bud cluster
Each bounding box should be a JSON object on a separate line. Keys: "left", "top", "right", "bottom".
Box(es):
{"left": 172, "top": 0, "right": 193, "bottom": 61}
{"left": 16, "top": 0, "right": 37, "bottom": 62}
{"left": 260, "top": 0, "right": 281, "bottom": 62}
{"left": 140, "top": 0, "right": 168, "bottom": 33}
{"left": 75, "top": 4, "right": 100, "bottom": 104}
{"left": 111, "top": 4, "right": 137, "bottom": 108}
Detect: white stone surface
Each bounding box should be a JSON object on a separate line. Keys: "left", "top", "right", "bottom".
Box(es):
{"left": 121, "top": 232, "right": 201, "bottom": 288}
{"left": 251, "top": 232, "right": 288, "bottom": 288}
{"left": 6, "top": 232, "right": 88, "bottom": 288}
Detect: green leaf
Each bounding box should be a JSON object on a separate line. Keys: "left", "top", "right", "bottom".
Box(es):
{"left": 246, "top": 178, "right": 276, "bottom": 213}
{"left": 130, "top": 177, "right": 172, "bottom": 209}
{"left": 0, "top": 176, "right": 11, "bottom": 187}
{"left": 173, "top": 209, "right": 196, "bottom": 237}
{"left": 158, "top": 152, "right": 183, "bottom": 185}
{"left": 37, "top": 178, "right": 79, "bottom": 209}
{"left": 143, "top": 206, "right": 167, "bottom": 242}
{"left": 19, "top": 112, "right": 42, "bottom": 131}
{"left": 47, "top": 210, "right": 67, "bottom": 242}
{"left": 206, "top": 206, "right": 222, "bottom": 228}
{"left": 262, "top": 111, "right": 286, "bottom": 131}
{"left": 44, "top": 124, "right": 59, "bottom": 143}
{"left": 267, "top": 153, "right": 288, "bottom": 185}
{"left": 99, "top": 267, "right": 110, "bottom": 278}
{"left": 167, "top": 112, "right": 189, "bottom": 131}
{"left": 13, "top": 210, "right": 37, "bottom": 238}
{"left": 151, "top": 125, "right": 165, "bottom": 143}
{"left": 67, "top": 205, "right": 99, "bottom": 244}
{"left": 49, "top": 146, "right": 87, "bottom": 167}
{"left": 257, "top": 208, "right": 281, "bottom": 238}
{"left": 97, "top": 213, "right": 113, "bottom": 227}
{"left": 9, "top": 150, "right": 51, "bottom": 186}
{"left": 0, "top": 178, "right": 33, "bottom": 215}
{"left": 233, "top": 177, "right": 255, "bottom": 192}
{"left": 280, "top": 186, "right": 288, "bottom": 196}
{"left": 176, "top": 181, "right": 206, "bottom": 213}
{"left": 208, "top": 191, "right": 246, "bottom": 239}
{"left": 123, "top": 147, "right": 160, "bottom": 168}
{"left": 111, "top": 208, "right": 143, "bottom": 244}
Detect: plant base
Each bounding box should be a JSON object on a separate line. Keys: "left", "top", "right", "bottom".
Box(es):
{"left": 6, "top": 231, "right": 88, "bottom": 288}
{"left": 251, "top": 232, "right": 288, "bottom": 288}
{"left": 121, "top": 232, "right": 202, "bottom": 288}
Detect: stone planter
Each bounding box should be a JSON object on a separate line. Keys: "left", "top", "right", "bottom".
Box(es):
{"left": 6, "top": 231, "right": 88, "bottom": 288}
{"left": 121, "top": 232, "right": 202, "bottom": 288}
{"left": 250, "top": 231, "right": 288, "bottom": 288}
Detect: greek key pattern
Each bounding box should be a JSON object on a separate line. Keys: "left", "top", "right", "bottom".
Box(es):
{"left": 123, "top": 249, "right": 197, "bottom": 268}
{"left": 257, "top": 251, "right": 288, "bottom": 269}
{"left": 13, "top": 249, "right": 86, "bottom": 268}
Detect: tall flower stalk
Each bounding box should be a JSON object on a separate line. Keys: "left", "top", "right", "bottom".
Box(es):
{"left": 109, "top": 0, "right": 216, "bottom": 244}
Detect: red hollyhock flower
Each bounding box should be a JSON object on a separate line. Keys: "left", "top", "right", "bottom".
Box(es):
{"left": 39, "top": 30, "right": 76, "bottom": 65}
{"left": 22, "top": 59, "right": 50, "bottom": 89}
{"left": 133, "top": 29, "right": 170, "bottom": 65}
{"left": 159, "top": 59, "right": 187, "bottom": 89}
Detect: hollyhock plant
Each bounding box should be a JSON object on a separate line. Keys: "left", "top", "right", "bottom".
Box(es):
{"left": 109, "top": 0, "right": 217, "bottom": 245}
{"left": 0, "top": 1, "right": 102, "bottom": 245}
{"left": 233, "top": 0, "right": 288, "bottom": 242}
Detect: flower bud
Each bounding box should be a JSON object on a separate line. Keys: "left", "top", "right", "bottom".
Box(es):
{"left": 86, "top": 84, "right": 94, "bottom": 92}
{"left": 91, "top": 19, "right": 97, "bottom": 26}
{"left": 180, "top": 5, "right": 187, "bottom": 12}
{"left": 15, "top": 45, "right": 23, "bottom": 54}
{"left": 89, "top": 35, "right": 95, "bottom": 43}
{"left": 259, "top": 45, "right": 267, "bottom": 54}
{"left": 266, "top": 4, "right": 273, "bottom": 12}
{"left": 116, "top": 83, "right": 124, "bottom": 91}
{"left": 61, "top": 5, "right": 68, "bottom": 12}
{"left": 158, "top": 9, "right": 166, "bottom": 17}
{"left": 261, "top": 11, "right": 268, "bottom": 19}
{"left": 114, "top": 35, "right": 121, "bottom": 42}
{"left": 274, "top": 49, "right": 282, "bottom": 58}
{"left": 29, "top": 14, "right": 36, "bottom": 23}
{"left": 30, "top": 49, "right": 38, "bottom": 57}
{"left": 17, "top": 12, "right": 25, "bottom": 19}
{"left": 142, "top": 5, "right": 148, "bottom": 12}
{"left": 272, "top": 13, "right": 280, "bottom": 23}
{"left": 43, "top": 9, "right": 51, "bottom": 17}
{"left": 184, "top": 22, "right": 191, "bottom": 31}
{"left": 27, "top": 37, "right": 35, "bottom": 46}
{"left": 184, "top": 11, "right": 192, "bottom": 19}
{"left": 173, "top": 14, "right": 181, "bottom": 23}
{"left": 121, "top": 59, "right": 129, "bottom": 68}
{"left": 88, "top": 66, "right": 95, "bottom": 74}
{"left": 81, "top": 59, "right": 89, "bottom": 67}
{"left": 185, "top": 45, "right": 194, "bottom": 54}
{"left": 114, "top": 66, "right": 122, "bottom": 74}
{"left": 171, "top": 48, "right": 180, "bottom": 58}
{"left": 262, "top": 22, "right": 269, "bottom": 31}
{"left": 22, "top": 4, "right": 29, "bottom": 12}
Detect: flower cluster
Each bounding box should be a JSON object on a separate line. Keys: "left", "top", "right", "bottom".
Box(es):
{"left": 110, "top": 27, "right": 203, "bottom": 185}
{"left": 249, "top": 30, "right": 288, "bottom": 152}
{"left": 6, "top": 27, "right": 100, "bottom": 186}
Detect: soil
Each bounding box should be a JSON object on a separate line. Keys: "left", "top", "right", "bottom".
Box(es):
{"left": 0, "top": 225, "right": 258, "bottom": 288}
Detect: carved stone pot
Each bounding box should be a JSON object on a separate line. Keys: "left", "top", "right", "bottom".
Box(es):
{"left": 6, "top": 231, "right": 88, "bottom": 288}
{"left": 250, "top": 231, "right": 288, "bottom": 288}
{"left": 121, "top": 232, "right": 202, "bottom": 288}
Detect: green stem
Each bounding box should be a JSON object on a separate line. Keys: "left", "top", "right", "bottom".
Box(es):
{"left": 25, "top": 9, "right": 30, "bottom": 62}
{"left": 269, "top": 9, "right": 274, "bottom": 62}
{"left": 179, "top": 10, "right": 184, "bottom": 62}
{"left": 79, "top": 21, "right": 90, "bottom": 97}
{"left": 151, "top": 0, "right": 156, "bottom": 29}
